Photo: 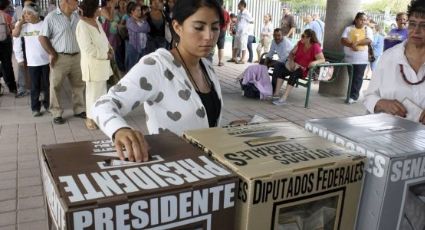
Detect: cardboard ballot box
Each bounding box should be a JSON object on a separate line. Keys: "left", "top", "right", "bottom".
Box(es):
{"left": 40, "top": 132, "right": 238, "bottom": 230}
{"left": 305, "top": 113, "right": 425, "bottom": 230}
{"left": 183, "top": 122, "right": 365, "bottom": 230}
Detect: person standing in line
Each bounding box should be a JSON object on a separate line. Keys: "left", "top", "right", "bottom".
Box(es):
{"left": 304, "top": 14, "right": 324, "bottom": 45}
{"left": 384, "top": 12, "right": 408, "bottom": 51}
{"left": 369, "top": 22, "right": 384, "bottom": 72}
{"left": 313, "top": 14, "right": 325, "bottom": 30}
{"left": 14, "top": 3, "right": 50, "bottom": 116}
{"left": 0, "top": 0, "right": 18, "bottom": 95}
{"left": 256, "top": 13, "right": 273, "bottom": 63}
{"left": 39, "top": 0, "right": 86, "bottom": 125}
{"left": 227, "top": 13, "right": 237, "bottom": 62}
{"left": 145, "top": 0, "right": 167, "bottom": 54}
{"left": 11, "top": 0, "right": 34, "bottom": 98}
{"left": 215, "top": 0, "right": 229, "bottom": 67}
{"left": 232, "top": 0, "right": 253, "bottom": 64}
{"left": 76, "top": 0, "right": 113, "bottom": 129}
{"left": 246, "top": 18, "right": 255, "bottom": 63}
{"left": 125, "top": 3, "right": 150, "bottom": 70}
{"left": 280, "top": 7, "right": 296, "bottom": 40}
{"left": 341, "top": 12, "right": 373, "bottom": 104}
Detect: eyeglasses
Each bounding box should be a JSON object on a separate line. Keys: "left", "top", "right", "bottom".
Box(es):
{"left": 408, "top": 21, "right": 425, "bottom": 31}
{"left": 396, "top": 18, "right": 407, "bottom": 21}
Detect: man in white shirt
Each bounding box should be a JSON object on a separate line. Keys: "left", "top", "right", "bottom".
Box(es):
{"left": 264, "top": 28, "right": 293, "bottom": 95}
{"left": 232, "top": 0, "right": 253, "bottom": 64}
{"left": 363, "top": 0, "right": 425, "bottom": 124}
{"left": 304, "top": 14, "right": 324, "bottom": 45}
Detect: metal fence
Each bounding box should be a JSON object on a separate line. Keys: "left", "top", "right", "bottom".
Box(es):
{"left": 225, "top": 0, "right": 283, "bottom": 40}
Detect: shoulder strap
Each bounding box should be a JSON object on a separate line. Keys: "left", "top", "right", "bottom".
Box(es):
{"left": 0, "top": 12, "right": 11, "bottom": 35}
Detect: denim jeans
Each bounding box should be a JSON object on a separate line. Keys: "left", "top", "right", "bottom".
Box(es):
{"left": 28, "top": 65, "right": 50, "bottom": 112}
{"left": 247, "top": 35, "right": 255, "bottom": 63}
{"left": 126, "top": 43, "right": 144, "bottom": 71}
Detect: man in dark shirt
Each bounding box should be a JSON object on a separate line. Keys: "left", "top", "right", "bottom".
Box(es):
{"left": 280, "top": 7, "right": 296, "bottom": 39}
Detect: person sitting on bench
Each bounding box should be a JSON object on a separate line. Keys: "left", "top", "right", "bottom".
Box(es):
{"left": 264, "top": 28, "right": 293, "bottom": 98}
{"left": 272, "top": 29, "right": 325, "bottom": 105}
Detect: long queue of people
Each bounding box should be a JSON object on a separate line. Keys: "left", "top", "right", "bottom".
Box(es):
{"left": 0, "top": 0, "right": 180, "bottom": 128}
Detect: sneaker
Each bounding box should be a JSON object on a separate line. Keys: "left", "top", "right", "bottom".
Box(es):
{"left": 74, "top": 112, "right": 87, "bottom": 119}
{"left": 32, "top": 111, "right": 42, "bottom": 117}
{"left": 272, "top": 99, "right": 287, "bottom": 106}
{"left": 348, "top": 98, "right": 357, "bottom": 104}
{"left": 15, "top": 91, "right": 29, "bottom": 98}
{"left": 53, "top": 116, "right": 65, "bottom": 124}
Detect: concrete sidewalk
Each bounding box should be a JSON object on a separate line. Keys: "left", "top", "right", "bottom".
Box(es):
{"left": 0, "top": 52, "right": 368, "bottom": 229}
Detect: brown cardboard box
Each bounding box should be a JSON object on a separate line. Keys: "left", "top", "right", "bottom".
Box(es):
{"left": 40, "top": 132, "right": 238, "bottom": 230}
{"left": 183, "top": 122, "right": 365, "bottom": 230}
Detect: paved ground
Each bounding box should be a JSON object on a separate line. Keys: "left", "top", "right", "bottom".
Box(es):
{"left": 0, "top": 50, "right": 369, "bottom": 229}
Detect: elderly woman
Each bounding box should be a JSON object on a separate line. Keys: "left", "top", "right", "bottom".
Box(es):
{"left": 341, "top": 12, "right": 373, "bottom": 104}
{"left": 76, "top": 0, "right": 113, "bottom": 129}
{"left": 363, "top": 0, "right": 425, "bottom": 124}
{"left": 272, "top": 29, "right": 325, "bottom": 105}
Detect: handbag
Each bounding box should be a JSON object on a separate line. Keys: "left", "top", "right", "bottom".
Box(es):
{"left": 239, "top": 79, "right": 260, "bottom": 99}
{"left": 368, "top": 44, "right": 376, "bottom": 62}
{"left": 365, "top": 27, "right": 376, "bottom": 62}
{"left": 107, "top": 59, "right": 123, "bottom": 90}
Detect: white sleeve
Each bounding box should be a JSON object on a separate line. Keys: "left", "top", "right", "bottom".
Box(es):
{"left": 13, "top": 36, "right": 24, "bottom": 63}
{"left": 366, "top": 27, "right": 374, "bottom": 41}
{"left": 283, "top": 39, "right": 294, "bottom": 60}
{"left": 341, "top": 26, "right": 350, "bottom": 39}
{"left": 92, "top": 56, "right": 162, "bottom": 139}
{"left": 362, "top": 56, "right": 384, "bottom": 113}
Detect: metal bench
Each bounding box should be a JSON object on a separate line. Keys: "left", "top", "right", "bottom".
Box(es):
{"left": 261, "top": 51, "right": 353, "bottom": 108}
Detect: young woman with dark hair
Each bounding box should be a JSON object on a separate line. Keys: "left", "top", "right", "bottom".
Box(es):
{"left": 93, "top": 0, "right": 225, "bottom": 162}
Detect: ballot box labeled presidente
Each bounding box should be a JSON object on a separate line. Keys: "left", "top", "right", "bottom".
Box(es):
{"left": 40, "top": 132, "right": 238, "bottom": 230}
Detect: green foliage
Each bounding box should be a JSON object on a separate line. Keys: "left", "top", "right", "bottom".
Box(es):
{"left": 361, "top": 0, "right": 409, "bottom": 13}
{"left": 280, "top": 0, "right": 326, "bottom": 11}
{"left": 281, "top": 0, "right": 409, "bottom": 14}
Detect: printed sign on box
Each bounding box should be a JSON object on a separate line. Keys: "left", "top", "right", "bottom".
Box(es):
{"left": 183, "top": 122, "right": 365, "bottom": 230}
{"left": 305, "top": 113, "right": 425, "bottom": 230}
{"left": 40, "top": 131, "right": 238, "bottom": 230}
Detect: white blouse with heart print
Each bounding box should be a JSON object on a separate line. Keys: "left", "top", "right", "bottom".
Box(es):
{"left": 92, "top": 48, "right": 223, "bottom": 139}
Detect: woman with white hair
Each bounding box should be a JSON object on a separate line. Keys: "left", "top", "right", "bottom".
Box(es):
{"left": 12, "top": 3, "right": 50, "bottom": 117}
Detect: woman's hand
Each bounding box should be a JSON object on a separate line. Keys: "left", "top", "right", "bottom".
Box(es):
{"left": 113, "top": 128, "right": 150, "bottom": 162}
{"left": 375, "top": 99, "right": 407, "bottom": 118}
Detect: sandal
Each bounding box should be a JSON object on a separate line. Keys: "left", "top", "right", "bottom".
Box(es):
{"left": 218, "top": 62, "right": 224, "bottom": 66}
{"left": 236, "top": 60, "right": 246, "bottom": 64}
{"left": 226, "top": 59, "right": 236, "bottom": 62}
{"left": 85, "top": 118, "right": 98, "bottom": 130}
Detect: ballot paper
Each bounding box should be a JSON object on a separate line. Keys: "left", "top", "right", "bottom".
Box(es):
{"left": 402, "top": 98, "right": 422, "bottom": 122}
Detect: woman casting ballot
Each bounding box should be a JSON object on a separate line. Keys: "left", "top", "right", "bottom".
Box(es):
{"left": 92, "top": 0, "right": 224, "bottom": 162}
